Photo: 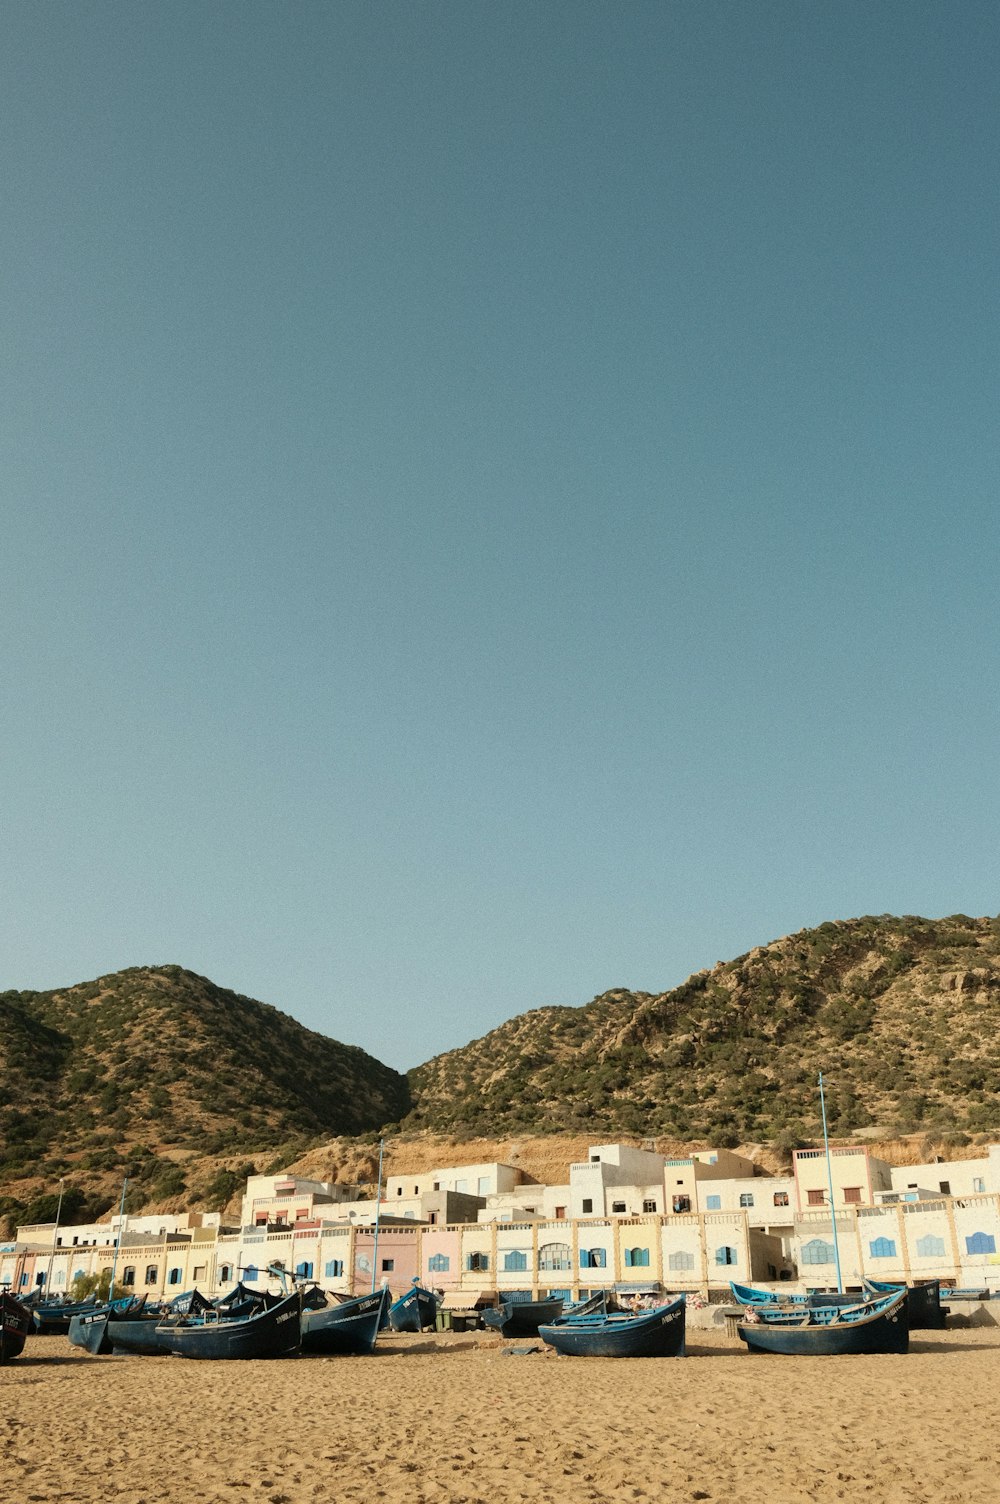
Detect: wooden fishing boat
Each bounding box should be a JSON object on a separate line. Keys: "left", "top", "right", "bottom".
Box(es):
{"left": 730, "top": 1281, "right": 861, "bottom": 1310}
{"left": 214, "top": 1282, "right": 266, "bottom": 1312}
{"left": 32, "top": 1294, "right": 99, "bottom": 1335}
{"left": 388, "top": 1280, "right": 439, "bottom": 1333}
{"left": 163, "top": 1289, "right": 302, "bottom": 1360}
{"left": 482, "top": 1297, "right": 565, "bottom": 1336}
{"left": 484, "top": 1291, "right": 608, "bottom": 1335}
{"left": 738, "top": 1289, "right": 908, "bottom": 1355}
{"left": 538, "top": 1295, "right": 686, "bottom": 1358}
{"left": 301, "top": 1287, "right": 389, "bottom": 1355}
{"left": 863, "top": 1278, "right": 947, "bottom": 1329}
{"left": 1, "top": 1293, "right": 32, "bottom": 1364}
{"left": 69, "top": 1299, "right": 160, "bottom": 1356}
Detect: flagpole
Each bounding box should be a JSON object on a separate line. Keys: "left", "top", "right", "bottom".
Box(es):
{"left": 819, "top": 1073, "right": 844, "bottom": 1294}
{"left": 44, "top": 1178, "right": 66, "bottom": 1295}
{"left": 107, "top": 1179, "right": 128, "bottom": 1304}
{"left": 370, "top": 1139, "right": 385, "bottom": 1295}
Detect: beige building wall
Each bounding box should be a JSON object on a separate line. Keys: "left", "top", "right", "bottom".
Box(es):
{"left": 891, "top": 1157, "right": 991, "bottom": 1199}
{"left": 793, "top": 1147, "right": 892, "bottom": 1211}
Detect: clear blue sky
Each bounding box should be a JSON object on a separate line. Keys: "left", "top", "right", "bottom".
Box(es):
{"left": 3, "top": 3, "right": 997, "bottom": 1072}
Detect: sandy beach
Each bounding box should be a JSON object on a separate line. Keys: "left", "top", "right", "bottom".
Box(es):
{"left": 3, "top": 1327, "right": 998, "bottom": 1504}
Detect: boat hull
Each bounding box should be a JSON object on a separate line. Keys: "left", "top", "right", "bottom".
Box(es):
{"left": 32, "top": 1297, "right": 98, "bottom": 1335}
{"left": 1, "top": 1295, "right": 31, "bottom": 1364}
{"left": 739, "top": 1292, "right": 909, "bottom": 1355}
{"left": 164, "top": 1291, "right": 302, "bottom": 1360}
{"left": 864, "top": 1279, "right": 946, "bottom": 1330}
{"left": 539, "top": 1297, "right": 686, "bottom": 1358}
{"left": 301, "top": 1289, "right": 388, "bottom": 1355}
{"left": 69, "top": 1308, "right": 163, "bottom": 1355}
{"left": 388, "top": 1284, "right": 438, "bottom": 1333}
{"left": 483, "top": 1298, "right": 565, "bottom": 1337}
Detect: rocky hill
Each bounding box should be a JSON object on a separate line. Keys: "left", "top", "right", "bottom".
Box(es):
{"left": 3, "top": 915, "right": 999, "bottom": 1235}
{"left": 403, "top": 914, "right": 1000, "bottom": 1143}
{"left": 0, "top": 965, "right": 409, "bottom": 1231}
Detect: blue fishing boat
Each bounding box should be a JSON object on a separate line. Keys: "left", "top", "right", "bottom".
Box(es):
{"left": 162, "top": 1289, "right": 302, "bottom": 1360}
{"left": 863, "top": 1278, "right": 946, "bottom": 1329}
{"left": 1, "top": 1293, "right": 32, "bottom": 1364}
{"left": 538, "top": 1295, "right": 686, "bottom": 1358}
{"left": 484, "top": 1291, "right": 607, "bottom": 1335}
{"left": 729, "top": 1281, "right": 861, "bottom": 1310}
{"left": 482, "top": 1297, "right": 565, "bottom": 1336}
{"left": 69, "top": 1298, "right": 159, "bottom": 1356}
{"left": 388, "top": 1280, "right": 439, "bottom": 1333}
{"left": 301, "top": 1286, "right": 389, "bottom": 1355}
{"left": 32, "top": 1294, "right": 99, "bottom": 1335}
{"left": 738, "top": 1289, "right": 908, "bottom": 1354}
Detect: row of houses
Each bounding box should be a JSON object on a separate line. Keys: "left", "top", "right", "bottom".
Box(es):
{"left": 5, "top": 1140, "right": 1000, "bottom": 1304}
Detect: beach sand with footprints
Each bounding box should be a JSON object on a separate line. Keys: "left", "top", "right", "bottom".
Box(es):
{"left": 3, "top": 1326, "right": 999, "bottom": 1504}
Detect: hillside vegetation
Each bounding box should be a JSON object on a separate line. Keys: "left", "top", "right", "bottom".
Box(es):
{"left": 3, "top": 916, "right": 999, "bottom": 1235}
{"left": 403, "top": 914, "right": 1000, "bottom": 1144}
{"left": 0, "top": 966, "right": 409, "bottom": 1230}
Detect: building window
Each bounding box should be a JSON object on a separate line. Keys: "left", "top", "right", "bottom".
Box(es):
{"left": 167, "top": 1267, "right": 182, "bottom": 1286}
{"left": 554, "top": 1206, "right": 567, "bottom": 1221}
{"left": 668, "top": 1250, "right": 695, "bottom": 1272}
{"left": 255, "top": 1214, "right": 268, "bottom": 1227}
{"left": 966, "top": 1232, "right": 996, "bottom": 1256}
{"left": 122, "top": 1266, "right": 136, "bottom": 1286}
{"left": 705, "top": 1195, "right": 721, "bottom": 1211}
{"left": 381, "top": 1259, "right": 394, "bottom": 1273}
{"left": 503, "top": 1251, "right": 527, "bottom": 1272}
{"left": 973, "top": 1178, "right": 986, "bottom": 1193}
{"left": 611, "top": 1201, "right": 627, "bottom": 1214}
{"left": 714, "top": 1246, "right": 738, "bottom": 1266}
{"left": 245, "top": 1266, "right": 259, "bottom": 1282}
{"left": 739, "top": 1193, "right": 754, "bottom": 1208}
{"left": 218, "top": 1265, "right": 232, "bottom": 1284}
{"left": 843, "top": 1187, "right": 862, "bottom": 1204}
{"left": 624, "top": 1247, "right": 650, "bottom": 1268}
{"left": 579, "top": 1248, "right": 606, "bottom": 1269}
{"left": 428, "top": 1253, "right": 450, "bottom": 1273}
{"left": 938, "top": 1181, "right": 951, "bottom": 1195}
{"left": 773, "top": 1192, "right": 789, "bottom": 1208}
{"left": 295, "top": 1261, "right": 314, "bottom": 1279}
{"left": 915, "top": 1235, "right": 945, "bottom": 1258}
{"left": 324, "top": 1259, "right": 344, "bottom": 1278}
{"left": 582, "top": 1199, "right": 593, "bottom": 1215}
{"left": 869, "top": 1237, "right": 896, "bottom": 1259}
{"left": 466, "top": 1252, "right": 490, "bottom": 1272}
{"left": 807, "top": 1190, "right": 825, "bottom": 1207}
{"left": 539, "top": 1242, "right": 572, "bottom": 1271}
{"left": 144, "top": 1265, "right": 159, "bottom": 1286}
{"left": 672, "top": 1196, "right": 691, "bottom": 1214}
{"left": 800, "top": 1239, "right": 835, "bottom": 1266}
{"left": 642, "top": 1199, "right": 657, "bottom": 1214}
